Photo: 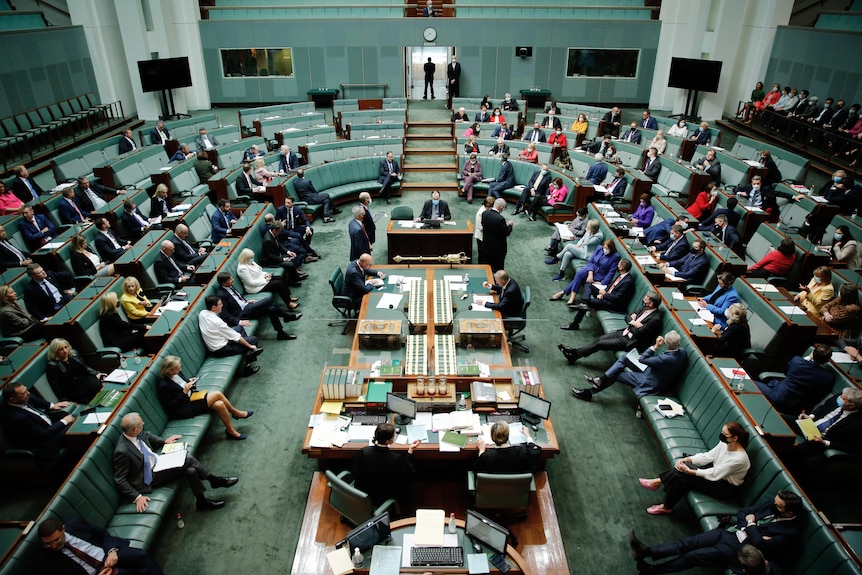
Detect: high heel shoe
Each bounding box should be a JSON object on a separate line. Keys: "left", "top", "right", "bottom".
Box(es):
{"left": 549, "top": 294, "right": 564, "bottom": 301}
{"left": 232, "top": 410, "right": 254, "bottom": 420}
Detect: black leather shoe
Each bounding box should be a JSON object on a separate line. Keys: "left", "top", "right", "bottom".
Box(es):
{"left": 209, "top": 475, "right": 239, "bottom": 488}
{"left": 332, "top": 208, "right": 343, "bottom": 214}
{"left": 571, "top": 387, "right": 593, "bottom": 402}
{"left": 277, "top": 332, "right": 297, "bottom": 340}
{"left": 290, "top": 296, "right": 300, "bottom": 302}
{"left": 584, "top": 374, "right": 604, "bottom": 388}
{"left": 296, "top": 272, "right": 309, "bottom": 280}
{"left": 557, "top": 344, "right": 578, "bottom": 364}
{"left": 245, "top": 348, "right": 264, "bottom": 360}
{"left": 561, "top": 323, "right": 579, "bottom": 331}
{"left": 386, "top": 199, "right": 392, "bottom": 205}
{"left": 571, "top": 303, "right": 590, "bottom": 311}
{"left": 283, "top": 312, "right": 302, "bottom": 322}
{"left": 629, "top": 530, "right": 650, "bottom": 561}
{"left": 323, "top": 217, "right": 336, "bottom": 223}
{"left": 243, "top": 365, "right": 260, "bottom": 376}
{"left": 196, "top": 498, "right": 226, "bottom": 511}
{"left": 232, "top": 410, "right": 254, "bottom": 420}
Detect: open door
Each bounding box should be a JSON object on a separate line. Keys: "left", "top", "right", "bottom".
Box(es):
{"left": 406, "top": 46, "right": 450, "bottom": 100}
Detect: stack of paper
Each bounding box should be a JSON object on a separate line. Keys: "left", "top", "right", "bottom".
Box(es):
{"left": 414, "top": 509, "right": 445, "bottom": 546}
{"left": 432, "top": 410, "right": 475, "bottom": 432}
{"left": 326, "top": 547, "right": 354, "bottom": 575}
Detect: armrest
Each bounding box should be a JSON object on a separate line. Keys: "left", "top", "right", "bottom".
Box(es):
{"left": 86, "top": 347, "right": 123, "bottom": 370}
{"left": 741, "top": 347, "right": 767, "bottom": 361}
{"left": 766, "top": 275, "right": 789, "bottom": 287}
{"left": 467, "top": 470, "right": 476, "bottom": 492}
{"left": 757, "top": 371, "right": 785, "bottom": 382}
{"left": 684, "top": 286, "right": 709, "bottom": 297}
{"left": 374, "top": 497, "right": 400, "bottom": 518}
{"left": 335, "top": 469, "right": 354, "bottom": 484}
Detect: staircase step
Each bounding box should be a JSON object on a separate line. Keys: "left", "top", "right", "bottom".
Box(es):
{"left": 404, "top": 147, "right": 456, "bottom": 155}
{"left": 405, "top": 133, "right": 454, "bottom": 140}
{"left": 407, "top": 120, "right": 453, "bottom": 128}
{"left": 403, "top": 164, "right": 457, "bottom": 172}
{"left": 400, "top": 181, "right": 460, "bottom": 192}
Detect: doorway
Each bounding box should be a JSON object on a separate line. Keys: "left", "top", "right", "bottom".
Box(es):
{"left": 406, "top": 46, "right": 450, "bottom": 100}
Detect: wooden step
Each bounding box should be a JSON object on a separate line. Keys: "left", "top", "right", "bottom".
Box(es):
{"left": 400, "top": 181, "right": 460, "bottom": 192}
{"left": 407, "top": 120, "right": 453, "bottom": 128}
{"left": 405, "top": 133, "right": 454, "bottom": 140}
{"left": 402, "top": 164, "right": 457, "bottom": 172}
{"left": 404, "top": 147, "right": 456, "bottom": 155}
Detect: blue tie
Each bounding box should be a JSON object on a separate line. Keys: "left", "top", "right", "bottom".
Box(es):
{"left": 817, "top": 409, "right": 842, "bottom": 433}
{"left": 138, "top": 437, "right": 153, "bottom": 485}
{"left": 24, "top": 179, "right": 38, "bottom": 200}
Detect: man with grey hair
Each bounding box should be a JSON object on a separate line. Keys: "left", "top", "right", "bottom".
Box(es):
{"left": 113, "top": 412, "right": 237, "bottom": 512}
{"left": 487, "top": 153, "right": 514, "bottom": 199}
{"left": 585, "top": 152, "right": 609, "bottom": 185}
{"left": 172, "top": 223, "right": 208, "bottom": 268}
{"left": 154, "top": 240, "right": 193, "bottom": 286}
{"left": 481, "top": 197, "right": 514, "bottom": 272}
{"left": 358, "top": 191, "right": 376, "bottom": 244}
{"left": 348, "top": 204, "right": 372, "bottom": 261}
{"left": 795, "top": 386, "right": 862, "bottom": 458}
{"left": 278, "top": 145, "right": 300, "bottom": 173}
{"left": 572, "top": 330, "right": 688, "bottom": 402}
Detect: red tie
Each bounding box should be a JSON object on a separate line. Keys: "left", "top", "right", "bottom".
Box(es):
{"left": 65, "top": 542, "right": 117, "bottom": 575}
{"left": 70, "top": 200, "right": 84, "bottom": 221}
{"left": 608, "top": 274, "right": 623, "bottom": 293}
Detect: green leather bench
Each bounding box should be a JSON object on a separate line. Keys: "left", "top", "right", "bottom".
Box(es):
{"left": 731, "top": 136, "right": 810, "bottom": 184}
{"left": 239, "top": 102, "right": 316, "bottom": 130}
{"left": 304, "top": 137, "right": 403, "bottom": 166}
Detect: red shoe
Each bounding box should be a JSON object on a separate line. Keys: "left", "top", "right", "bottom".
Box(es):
{"left": 638, "top": 478, "right": 659, "bottom": 491}
{"left": 647, "top": 505, "right": 672, "bottom": 515}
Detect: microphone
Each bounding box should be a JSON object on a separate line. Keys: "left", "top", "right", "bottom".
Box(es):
{"left": 756, "top": 399, "right": 777, "bottom": 436}
{"left": 389, "top": 304, "right": 415, "bottom": 333}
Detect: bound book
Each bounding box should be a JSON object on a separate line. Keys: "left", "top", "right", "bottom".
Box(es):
{"left": 470, "top": 381, "right": 496, "bottom": 403}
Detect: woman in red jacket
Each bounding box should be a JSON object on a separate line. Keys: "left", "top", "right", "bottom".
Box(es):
{"left": 688, "top": 183, "right": 718, "bottom": 221}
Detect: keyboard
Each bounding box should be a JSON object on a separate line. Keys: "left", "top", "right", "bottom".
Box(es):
{"left": 410, "top": 546, "right": 464, "bottom": 567}
{"left": 486, "top": 413, "right": 521, "bottom": 424}
{"left": 351, "top": 414, "right": 388, "bottom": 426}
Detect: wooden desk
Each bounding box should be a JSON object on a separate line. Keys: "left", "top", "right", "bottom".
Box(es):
{"left": 746, "top": 278, "right": 837, "bottom": 342}
{"left": 142, "top": 287, "right": 205, "bottom": 354}
{"left": 290, "top": 471, "right": 570, "bottom": 575}
{"left": 386, "top": 220, "right": 474, "bottom": 264}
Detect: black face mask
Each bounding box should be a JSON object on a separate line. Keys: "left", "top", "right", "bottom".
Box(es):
{"left": 718, "top": 433, "right": 729, "bottom": 443}
{"left": 690, "top": 247, "right": 701, "bottom": 255}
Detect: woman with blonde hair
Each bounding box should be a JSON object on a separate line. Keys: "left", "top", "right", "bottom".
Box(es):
{"left": 710, "top": 302, "right": 751, "bottom": 359}
{"left": 236, "top": 248, "right": 299, "bottom": 310}
{"left": 150, "top": 184, "right": 170, "bottom": 219}
{"left": 570, "top": 113, "right": 588, "bottom": 135}
{"left": 253, "top": 157, "right": 277, "bottom": 186}
{"left": 98, "top": 292, "right": 146, "bottom": 352}
{"left": 463, "top": 135, "right": 479, "bottom": 155}
{"left": 157, "top": 355, "right": 253, "bottom": 440}
{"left": 120, "top": 276, "right": 155, "bottom": 324}
{"left": 70, "top": 235, "right": 115, "bottom": 277}
{"left": 46, "top": 337, "right": 105, "bottom": 404}
{"left": 648, "top": 130, "right": 667, "bottom": 155}
{"left": 518, "top": 142, "right": 539, "bottom": 164}
{"left": 794, "top": 266, "right": 834, "bottom": 314}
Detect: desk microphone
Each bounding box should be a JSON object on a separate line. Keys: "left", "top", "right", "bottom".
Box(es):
{"left": 389, "top": 304, "right": 415, "bottom": 333}
{"left": 756, "top": 399, "right": 777, "bottom": 436}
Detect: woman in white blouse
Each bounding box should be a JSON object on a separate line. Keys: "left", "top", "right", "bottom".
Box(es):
{"left": 667, "top": 119, "right": 688, "bottom": 139}
{"left": 638, "top": 421, "right": 751, "bottom": 515}
{"left": 236, "top": 248, "right": 299, "bottom": 310}
{"left": 70, "top": 235, "right": 114, "bottom": 277}
{"left": 648, "top": 130, "right": 668, "bottom": 155}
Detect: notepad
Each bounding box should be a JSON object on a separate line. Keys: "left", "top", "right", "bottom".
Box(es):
{"left": 414, "top": 509, "right": 445, "bottom": 546}
{"left": 796, "top": 417, "right": 822, "bottom": 441}
{"left": 326, "top": 546, "right": 354, "bottom": 575}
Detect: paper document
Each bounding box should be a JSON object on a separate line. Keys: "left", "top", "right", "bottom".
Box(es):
{"left": 444, "top": 275, "right": 464, "bottom": 284}
{"left": 507, "top": 422, "right": 528, "bottom": 445}
{"left": 672, "top": 290, "right": 685, "bottom": 300}
{"left": 720, "top": 367, "right": 750, "bottom": 380}
{"left": 40, "top": 242, "right": 64, "bottom": 250}
{"left": 690, "top": 318, "right": 706, "bottom": 326}
{"left": 83, "top": 412, "right": 110, "bottom": 425}
{"left": 752, "top": 283, "right": 779, "bottom": 293}
{"left": 779, "top": 305, "right": 805, "bottom": 316}
{"left": 320, "top": 401, "right": 344, "bottom": 415}
{"left": 406, "top": 424, "right": 428, "bottom": 443}
{"left": 414, "top": 509, "right": 445, "bottom": 546}
{"left": 831, "top": 352, "right": 855, "bottom": 364}
{"left": 326, "top": 547, "right": 354, "bottom": 575}
{"left": 697, "top": 309, "right": 715, "bottom": 323}
{"left": 347, "top": 425, "right": 377, "bottom": 442}
{"left": 472, "top": 295, "right": 493, "bottom": 310}
{"left": 104, "top": 369, "right": 137, "bottom": 384}
{"left": 743, "top": 160, "right": 763, "bottom": 167}
{"left": 369, "top": 545, "right": 401, "bottom": 575}
{"left": 554, "top": 222, "right": 574, "bottom": 241}
{"left": 397, "top": 220, "right": 417, "bottom": 228}
{"left": 796, "top": 417, "right": 822, "bottom": 441}
{"left": 636, "top": 255, "right": 654, "bottom": 265}
{"left": 449, "top": 282, "right": 467, "bottom": 291}
{"left": 387, "top": 274, "right": 404, "bottom": 285}
{"left": 468, "top": 553, "right": 491, "bottom": 574}
{"left": 162, "top": 301, "right": 190, "bottom": 312}
{"left": 625, "top": 348, "right": 647, "bottom": 371}
{"left": 153, "top": 449, "right": 186, "bottom": 473}
{"left": 377, "top": 293, "right": 403, "bottom": 309}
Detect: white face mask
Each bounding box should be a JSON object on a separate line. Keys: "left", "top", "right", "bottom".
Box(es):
{"left": 602, "top": 247, "right": 611, "bottom": 256}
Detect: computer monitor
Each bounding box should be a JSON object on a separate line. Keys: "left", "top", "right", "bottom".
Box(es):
{"left": 465, "top": 509, "right": 510, "bottom": 556}
{"left": 336, "top": 511, "right": 392, "bottom": 552}
{"left": 422, "top": 219, "right": 442, "bottom": 228}
{"left": 517, "top": 391, "right": 551, "bottom": 426}
{"left": 386, "top": 392, "right": 417, "bottom": 425}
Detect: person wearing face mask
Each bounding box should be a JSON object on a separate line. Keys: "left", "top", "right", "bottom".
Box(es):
{"left": 547, "top": 127, "right": 567, "bottom": 148}
{"left": 752, "top": 83, "right": 783, "bottom": 122}
{"left": 823, "top": 225, "right": 862, "bottom": 268}
{"left": 278, "top": 145, "right": 300, "bottom": 173}
{"left": 584, "top": 153, "right": 608, "bottom": 185}
{"left": 659, "top": 239, "right": 709, "bottom": 284}
{"left": 417, "top": 190, "right": 451, "bottom": 221}
{"left": 739, "top": 81, "right": 765, "bottom": 122}
{"left": 687, "top": 183, "right": 718, "bottom": 220}
{"left": 712, "top": 214, "right": 741, "bottom": 253}
{"left": 541, "top": 110, "right": 562, "bottom": 130}
{"left": 758, "top": 150, "right": 783, "bottom": 187}
{"left": 644, "top": 215, "right": 689, "bottom": 245}
{"left": 793, "top": 266, "right": 834, "bottom": 314}
{"left": 819, "top": 283, "right": 861, "bottom": 339}
{"left": 696, "top": 272, "right": 739, "bottom": 327}
{"left": 693, "top": 149, "right": 722, "bottom": 183}
{"left": 549, "top": 239, "right": 619, "bottom": 306}
{"left": 490, "top": 122, "right": 512, "bottom": 140}
{"left": 636, "top": 421, "right": 750, "bottom": 515}
{"left": 648, "top": 130, "right": 667, "bottom": 155}
{"left": 501, "top": 93, "right": 518, "bottom": 112}
{"left": 621, "top": 122, "right": 641, "bottom": 144}
{"left": 570, "top": 114, "right": 588, "bottom": 135}
{"left": 666, "top": 118, "right": 688, "bottom": 139}
{"left": 629, "top": 193, "right": 655, "bottom": 228}
{"left": 734, "top": 175, "right": 768, "bottom": 207}
{"left": 792, "top": 387, "right": 862, "bottom": 465}
{"left": 461, "top": 153, "right": 483, "bottom": 204}
{"left": 819, "top": 169, "right": 861, "bottom": 215}
{"left": 514, "top": 164, "right": 551, "bottom": 220}
{"left": 649, "top": 224, "right": 689, "bottom": 263}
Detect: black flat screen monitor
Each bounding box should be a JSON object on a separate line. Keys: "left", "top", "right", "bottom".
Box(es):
{"left": 387, "top": 392, "right": 416, "bottom": 425}
{"left": 336, "top": 511, "right": 392, "bottom": 552}
{"left": 518, "top": 391, "right": 550, "bottom": 426}
{"left": 138, "top": 57, "right": 193, "bottom": 93}
{"left": 422, "top": 219, "right": 443, "bottom": 228}
{"left": 466, "top": 509, "right": 509, "bottom": 556}
{"left": 667, "top": 57, "right": 722, "bottom": 94}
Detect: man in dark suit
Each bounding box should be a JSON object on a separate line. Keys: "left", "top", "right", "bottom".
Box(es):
{"left": 39, "top": 515, "right": 165, "bottom": 575}
{"left": 481, "top": 269, "right": 523, "bottom": 319}
{"left": 242, "top": 144, "right": 265, "bottom": 163}
{"left": 563, "top": 259, "right": 635, "bottom": 330}
{"left": 514, "top": 164, "right": 551, "bottom": 218}
{"left": 261, "top": 221, "right": 306, "bottom": 285}
{"left": 522, "top": 122, "right": 547, "bottom": 144}
{"left": 278, "top": 145, "right": 300, "bottom": 172}
{"left": 574, "top": 331, "right": 688, "bottom": 401}
{"left": 17, "top": 205, "right": 56, "bottom": 250}
{"left": 446, "top": 54, "right": 461, "bottom": 108}
{"left": 349, "top": 205, "right": 372, "bottom": 261}
{"left": 713, "top": 214, "right": 742, "bottom": 253}
{"left": 640, "top": 110, "right": 658, "bottom": 130}
{"left": 423, "top": 57, "right": 436, "bottom": 100}
{"left": 473, "top": 421, "right": 540, "bottom": 473}
{"left": 342, "top": 253, "right": 384, "bottom": 310}
{"left": 0, "top": 383, "right": 75, "bottom": 471}
{"left": 693, "top": 149, "right": 722, "bottom": 183}
{"left": 93, "top": 217, "right": 131, "bottom": 263}
{"left": 621, "top": 122, "right": 642, "bottom": 144}
{"left": 541, "top": 112, "right": 562, "bottom": 130}
{"left": 418, "top": 190, "right": 452, "bottom": 221}
{"left": 235, "top": 162, "right": 266, "bottom": 196}
{"left": 640, "top": 147, "right": 662, "bottom": 182}
{"left": 377, "top": 151, "right": 401, "bottom": 205}
{"left": 755, "top": 346, "right": 835, "bottom": 415}
{"left": 500, "top": 93, "right": 518, "bottom": 112}
{"left": 194, "top": 127, "right": 220, "bottom": 151}
{"left": 210, "top": 198, "right": 237, "bottom": 243}
{"left": 355, "top": 191, "right": 375, "bottom": 244}
{"left": 75, "top": 176, "right": 117, "bottom": 213}
{"left": 559, "top": 292, "right": 662, "bottom": 364}
{"left": 794, "top": 387, "right": 862, "bottom": 459}
{"left": 58, "top": 188, "right": 91, "bottom": 225}
{"left": 651, "top": 225, "right": 690, "bottom": 263}
{"left": 584, "top": 153, "right": 609, "bottom": 185}
{"left": 113, "top": 412, "right": 237, "bottom": 512}
{"left": 276, "top": 197, "right": 319, "bottom": 260}
{"left": 487, "top": 154, "right": 515, "bottom": 199}
{"left": 171, "top": 223, "right": 208, "bottom": 268}
{"left": 698, "top": 196, "right": 740, "bottom": 229}
{"left": 294, "top": 169, "right": 337, "bottom": 221}
{"left": 689, "top": 121, "right": 712, "bottom": 145}
{"left": 660, "top": 239, "right": 709, "bottom": 284}
{"left": 23, "top": 264, "right": 74, "bottom": 321}
{"left": 587, "top": 134, "right": 613, "bottom": 155}
{"left": 628, "top": 491, "right": 803, "bottom": 574}
{"left": 120, "top": 200, "right": 161, "bottom": 239}
{"left": 602, "top": 107, "right": 623, "bottom": 137}
{"left": 11, "top": 164, "right": 46, "bottom": 203}
{"left": 216, "top": 272, "right": 298, "bottom": 341}
{"left": 0, "top": 224, "right": 32, "bottom": 270}
{"left": 474, "top": 105, "right": 490, "bottom": 123}
{"left": 149, "top": 120, "right": 171, "bottom": 145}
{"left": 118, "top": 129, "right": 137, "bottom": 154}
{"left": 481, "top": 198, "right": 514, "bottom": 272}
{"left": 154, "top": 241, "right": 193, "bottom": 286}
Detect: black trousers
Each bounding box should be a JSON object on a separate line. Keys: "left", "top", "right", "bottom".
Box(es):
{"left": 240, "top": 297, "right": 284, "bottom": 332}
{"left": 261, "top": 278, "right": 293, "bottom": 308}
{"left": 658, "top": 467, "right": 740, "bottom": 509}
{"left": 575, "top": 330, "right": 636, "bottom": 359}
{"left": 648, "top": 528, "right": 740, "bottom": 573}
{"left": 152, "top": 452, "right": 211, "bottom": 498}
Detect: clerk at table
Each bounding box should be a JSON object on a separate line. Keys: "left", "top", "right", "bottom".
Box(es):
{"left": 417, "top": 190, "right": 451, "bottom": 221}
{"left": 353, "top": 422, "right": 420, "bottom": 510}
{"left": 473, "top": 421, "right": 540, "bottom": 473}
{"left": 342, "top": 253, "right": 385, "bottom": 311}
{"left": 482, "top": 269, "right": 523, "bottom": 318}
